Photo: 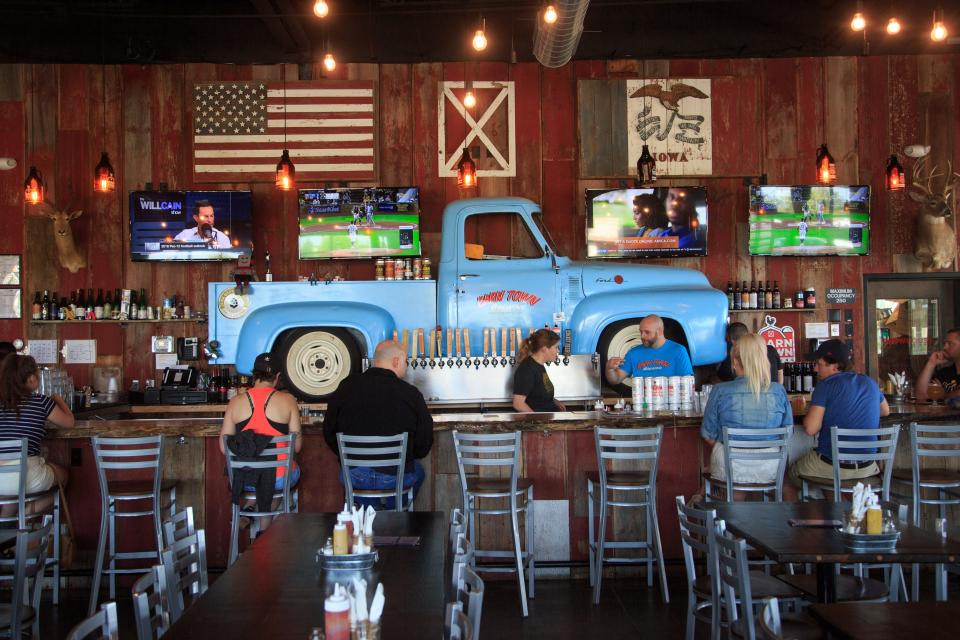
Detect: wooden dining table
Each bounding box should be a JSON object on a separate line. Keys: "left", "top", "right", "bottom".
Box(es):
{"left": 709, "top": 501, "right": 960, "bottom": 603}
{"left": 164, "top": 511, "right": 447, "bottom": 639}
{"left": 808, "top": 601, "right": 960, "bottom": 639}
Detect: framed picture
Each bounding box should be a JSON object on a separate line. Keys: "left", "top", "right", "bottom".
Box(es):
{"left": 0, "top": 254, "right": 20, "bottom": 319}
{"left": 0, "top": 289, "right": 21, "bottom": 319}
{"left": 0, "top": 255, "right": 20, "bottom": 285}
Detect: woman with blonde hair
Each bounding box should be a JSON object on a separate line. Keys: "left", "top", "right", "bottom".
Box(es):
{"left": 512, "top": 329, "right": 566, "bottom": 413}
{"left": 701, "top": 333, "right": 792, "bottom": 485}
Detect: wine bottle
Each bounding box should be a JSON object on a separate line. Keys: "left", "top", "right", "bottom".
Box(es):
{"left": 130, "top": 288, "right": 139, "bottom": 320}
{"left": 31, "top": 291, "right": 41, "bottom": 320}
{"left": 103, "top": 289, "right": 113, "bottom": 319}
{"left": 749, "top": 280, "right": 758, "bottom": 310}
{"left": 58, "top": 295, "right": 68, "bottom": 321}
{"left": 792, "top": 363, "right": 803, "bottom": 393}
{"left": 139, "top": 288, "right": 148, "bottom": 319}
{"left": 772, "top": 280, "right": 781, "bottom": 309}
{"left": 733, "top": 281, "right": 742, "bottom": 310}
{"left": 726, "top": 281, "right": 734, "bottom": 310}
{"left": 86, "top": 289, "right": 94, "bottom": 319}
{"left": 50, "top": 291, "right": 59, "bottom": 321}
{"left": 757, "top": 281, "right": 765, "bottom": 309}
{"left": 802, "top": 362, "right": 814, "bottom": 393}
{"left": 94, "top": 288, "right": 105, "bottom": 320}
{"left": 41, "top": 290, "right": 50, "bottom": 320}
{"left": 764, "top": 280, "right": 773, "bottom": 309}
{"left": 740, "top": 281, "right": 749, "bottom": 310}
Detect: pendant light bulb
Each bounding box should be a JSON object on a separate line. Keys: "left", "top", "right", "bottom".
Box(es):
{"left": 313, "top": 0, "right": 329, "bottom": 18}
{"left": 463, "top": 80, "right": 476, "bottom": 109}
{"left": 931, "top": 9, "right": 948, "bottom": 42}
{"left": 543, "top": 5, "right": 558, "bottom": 24}
{"left": 850, "top": 12, "right": 866, "bottom": 32}
{"left": 275, "top": 149, "right": 296, "bottom": 191}
{"left": 23, "top": 165, "right": 44, "bottom": 205}
{"left": 93, "top": 151, "right": 116, "bottom": 193}
{"left": 885, "top": 155, "right": 905, "bottom": 191}
{"left": 886, "top": 17, "right": 902, "bottom": 35}
{"left": 472, "top": 19, "right": 488, "bottom": 51}
{"left": 323, "top": 53, "right": 336, "bottom": 72}
{"left": 457, "top": 148, "right": 477, "bottom": 188}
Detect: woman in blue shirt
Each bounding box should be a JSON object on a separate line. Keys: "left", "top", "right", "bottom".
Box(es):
{"left": 701, "top": 334, "right": 792, "bottom": 486}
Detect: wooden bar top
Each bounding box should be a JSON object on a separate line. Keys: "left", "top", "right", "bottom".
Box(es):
{"left": 44, "top": 401, "right": 960, "bottom": 439}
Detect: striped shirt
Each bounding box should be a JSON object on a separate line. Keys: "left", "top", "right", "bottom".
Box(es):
{"left": 0, "top": 394, "right": 55, "bottom": 456}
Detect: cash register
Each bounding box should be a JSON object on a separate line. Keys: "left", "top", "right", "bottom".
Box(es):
{"left": 160, "top": 366, "right": 208, "bottom": 405}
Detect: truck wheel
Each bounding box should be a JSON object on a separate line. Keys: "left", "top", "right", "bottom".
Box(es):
{"left": 598, "top": 318, "right": 689, "bottom": 395}
{"left": 274, "top": 328, "right": 360, "bottom": 401}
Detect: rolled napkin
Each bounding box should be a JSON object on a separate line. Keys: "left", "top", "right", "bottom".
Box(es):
{"left": 369, "top": 583, "right": 385, "bottom": 625}
{"left": 365, "top": 506, "right": 376, "bottom": 536}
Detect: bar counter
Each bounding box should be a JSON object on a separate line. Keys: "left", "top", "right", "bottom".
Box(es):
{"left": 41, "top": 402, "right": 960, "bottom": 573}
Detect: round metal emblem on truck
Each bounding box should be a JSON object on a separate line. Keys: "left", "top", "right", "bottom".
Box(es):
{"left": 218, "top": 289, "right": 250, "bottom": 319}
{"left": 273, "top": 328, "right": 360, "bottom": 401}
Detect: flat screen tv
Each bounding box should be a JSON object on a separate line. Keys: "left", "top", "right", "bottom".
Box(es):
{"left": 586, "top": 187, "right": 709, "bottom": 258}
{"left": 298, "top": 187, "right": 421, "bottom": 259}
{"left": 748, "top": 185, "right": 871, "bottom": 256}
{"left": 129, "top": 190, "right": 253, "bottom": 261}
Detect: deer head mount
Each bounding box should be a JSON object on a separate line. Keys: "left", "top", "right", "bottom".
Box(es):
{"left": 30, "top": 202, "right": 87, "bottom": 273}
{"left": 910, "top": 158, "right": 960, "bottom": 271}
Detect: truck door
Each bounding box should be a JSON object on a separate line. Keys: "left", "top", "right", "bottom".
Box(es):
{"left": 455, "top": 210, "right": 558, "bottom": 341}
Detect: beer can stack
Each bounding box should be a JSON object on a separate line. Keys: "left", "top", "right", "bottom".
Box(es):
{"left": 631, "top": 377, "right": 644, "bottom": 409}
{"left": 634, "top": 375, "right": 695, "bottom": 410}
{"left": 375, "top": 257, "right": 432, "bottom": 281}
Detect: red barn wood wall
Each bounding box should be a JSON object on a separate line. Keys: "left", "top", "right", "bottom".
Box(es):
{"left": 0, "top": 55, "right": 957, "bottom": 380}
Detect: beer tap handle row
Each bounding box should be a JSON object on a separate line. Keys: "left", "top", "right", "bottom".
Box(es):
{"left": 397, "top": 326, "right": 540, "bottom": 368}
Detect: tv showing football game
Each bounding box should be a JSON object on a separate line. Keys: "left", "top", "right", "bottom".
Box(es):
{"left": 586, "top": 187, "right": 709, "bottom": 258}
{"left": 748, "top": 185, "right": 871, "bottom": 256}
{"left": 298, "top": 187, "right": 421, "bottom": 259}
{"left": 129, "top": 190, "right": 253, "bottom": 261}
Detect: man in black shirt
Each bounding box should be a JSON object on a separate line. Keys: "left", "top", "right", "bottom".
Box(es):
{"left": 323, "top": 339, "right": 433, "bottom": 507}
{"left": 716, "top": 322, "right": 783, "bottom": 384}
{"left": 916, "top": 328, "right": 960, "bottom": 400}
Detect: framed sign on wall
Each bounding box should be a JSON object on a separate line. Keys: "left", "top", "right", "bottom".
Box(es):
{"left": 0, "top": 255, "right": 21, "bottom": 319}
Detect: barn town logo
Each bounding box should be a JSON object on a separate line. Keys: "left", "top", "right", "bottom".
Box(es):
{"left": 759, "top": 315, "right": 796, "bottom": 363}
{"left": 476, "top": 290, "right": 542, "bottom": 306}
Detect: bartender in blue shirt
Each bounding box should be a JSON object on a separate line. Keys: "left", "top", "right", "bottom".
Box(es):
{"left": 605, "top": 314, "right": 693, "bottom": 385}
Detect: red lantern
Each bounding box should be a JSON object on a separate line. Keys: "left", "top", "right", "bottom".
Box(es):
{"left": 23, "top": 165, "right": 44, "bottom": 204}
{"left": 275, "top": 149, "right": 295, "bottom": 191}
{"left": 816, "top": 144, "right": 836, "bottom": 185}
{"left": 885, "top": 155, "right": 905, "bottom": 191}
{"left": 457, "top": 148, "right": 477, "bottom": 188}
{"left": 93, "top": 151, "right": 116, "bottom": 193}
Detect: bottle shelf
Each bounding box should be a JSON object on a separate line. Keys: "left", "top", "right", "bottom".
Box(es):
{"left": 728, "top": 308, "right": 818, "bottom": 314}
{"left": 31, "top": 318, "right": 206, "bottom": 325}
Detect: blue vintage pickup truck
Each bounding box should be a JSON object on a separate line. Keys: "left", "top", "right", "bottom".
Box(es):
{"left": 208, "top": 197, "right": 728, "bottom": 400}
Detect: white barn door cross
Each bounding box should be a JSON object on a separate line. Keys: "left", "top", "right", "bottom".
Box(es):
{"left": 438, "top": 81, "right": 516, "bottom": 178}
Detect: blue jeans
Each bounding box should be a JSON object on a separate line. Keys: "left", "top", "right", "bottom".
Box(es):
{"left": 244, "top": 465, "right": 301, "bottom": 492}
{"left": 341, "top": 461, "right": 425, "bottom": 509}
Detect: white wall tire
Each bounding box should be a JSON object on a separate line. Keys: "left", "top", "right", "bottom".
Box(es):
{"left": 274, "top": 328, "right": 360, "bottom": 401}
{"left": 598, "top": 318, "right": 689, "bottom": 393}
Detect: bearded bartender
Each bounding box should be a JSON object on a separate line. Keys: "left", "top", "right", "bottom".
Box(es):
{"left": 174, "top": 199, "right": 233, "bottom": 248}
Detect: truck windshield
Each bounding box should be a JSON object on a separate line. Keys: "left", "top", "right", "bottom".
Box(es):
{"left": 532, "top": 212, "right": 560, "bottom": 255}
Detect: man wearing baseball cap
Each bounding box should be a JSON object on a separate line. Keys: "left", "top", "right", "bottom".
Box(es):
{"left": 783, "top": 339, "right": 890, "bottom": 501}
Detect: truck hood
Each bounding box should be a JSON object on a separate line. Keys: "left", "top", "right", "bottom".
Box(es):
{"left": 574, "top": 262, "right": 712, "bottom": 296}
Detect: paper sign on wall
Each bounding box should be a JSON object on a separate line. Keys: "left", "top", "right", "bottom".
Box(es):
{"left": 26, "top": 340, "right": 58, "bottom": 364}
{"left": 759, "top": 315, "right": 796, "bottom": 363}
{"left": 62, "top": 340, "right": 96, "bottom": 364}
{"left": 805, "top": 322, "right": 829, "bottom": 339}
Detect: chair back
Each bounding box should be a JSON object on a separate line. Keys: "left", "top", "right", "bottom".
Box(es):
{"left": 714, "top": 520, "right": 756, "bottom": 640}
{"left": 456, "top": 565, "right": 484, "bottom": 640}
{"left": 449, "top": 507, "right": 466, "bottom": 558}
{"left": 909, "top": 422, "right": 960, "bottom": 523}
{"left": 451, "top": 534, "right": 475, "bottom": 601}
{"left": 444, "top": 602, "right": 473, "bottom": 640}
{"left": 0, "top": 438, "right": 28, "bottom": 527}
{"left": 829, "top": 426, "right": 900, "bottom": 501}
{"left": 91, "top": 435, "right": 165, "bottom": 502}
{"left": 223, "top": 433, "right": 297, "bottom": 514}
{"left": 452, "top": 430, "right": 521, "bottom": 508}
{"left": 594, "top": 425, "right": 663, "bottom": 491}
{"left": 66, "top": 601, "right": 119, "bottom": 640}
{"left": 1, "top": 515, "right": 52, "bottom": 639}
{"left": 720, "top": 426, "right": 791, "bottom": 501}
{"left": 161, "top": 529, "right": 209, "bottom": 624}
{"left": 132, "top": 565, "right": 169, "bottom": 640}
{"left": 675, "top": 496, "right": 717, "bottom": 593}
{"left": 756, "top": 597, "right": 783, "bottom": 640}
{"left": 163, "top": 506, "right": 196, "bottom": 548}
{"left": 336, "top": 432, "right": 409, "bottom": 511}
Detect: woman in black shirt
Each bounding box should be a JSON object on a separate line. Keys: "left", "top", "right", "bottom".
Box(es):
{"left": 512, "top": 329, "right": 566, "bottom": 413}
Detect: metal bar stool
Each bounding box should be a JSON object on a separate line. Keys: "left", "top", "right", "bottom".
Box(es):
{"left": 587, "top": 425, "right": 668, "bottom": 605}
{"left": 337, "top": 433, "right": 413, "bottom": 511}
{"left": 223, "top": 433, "right": 298, "bottom": 566}
{"left": 452, "top": 430, "right": 534, "bottom": 617}
{"left": 703, "top": 426, "right": 792, "bottom": 502}
{"left": 799, "top": 426, "right": 900, "bottom": 502}
{"left": 88, "top": 436, "right": 177, "bottom": 616}
{"left": 0, "top": 438, "right": 63, "bottom": 604}
{"left": 892, "top": 422, "right": 960, "bottom": 601}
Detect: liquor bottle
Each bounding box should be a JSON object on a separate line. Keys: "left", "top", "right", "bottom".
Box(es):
{"left": 175, "top": 294, "right": 184, "bottom": 320}
{"left": 733, "top": 281, "right": 742, "bottom": 310}
{"left": 740, "top": 281, "right": 749, "bottom": 310}
{"left": 73, "top": 289, "right": 83, "bottom": 319}
{"left": 58, "top": 295, "right": 67, "bottom": 320}
{"left": 749, "top": 280, "right": 758, "bottom": 310}
{"left": 764, "top": 280, "right": 773, "bottom": 309}
{"left": 41, "top": 290, "right": 50, "bottom": 320}
{"left": 772, "top": 280, "right": 782, "bottom": 309}
{"left": 31, "top": 291, "right": 41, "bottom": 320}
{"left": 802, "top": 362, "right": 814, "bottom": 393}
{"left": 792, "top": 363, "right": 803, "bottom": 393}
{"left": 726, "top": 281, "right": 734, "bottom": 310}
{"left": 50, "top": 291, "right": 59, "bottom": 321}
{"left": 94, "top": 288, "right": 105, "bottom": 320}
{"left": 68, "top": 290, "right": 77, "bottom": 317}
{"left": 758, "top": 281, "right": 766, "bottom": 309}
{"left": 86, "top": 289, "right": 94, "bottom": 319}
{"left": 140, "top": 288, "right": 148, "bottom": 319}
{"left": 103, "top": 289, "right": 113, "bottom": 318}
{"left": 130, "top": 289, "right": 139, "bottom": 320}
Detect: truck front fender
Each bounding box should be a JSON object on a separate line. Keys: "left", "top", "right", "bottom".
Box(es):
{"left": 569, "top": 287, "right": 728, "bottom": 365}
{"left": 234, "top": 301, "right": 396, "bottom": 372}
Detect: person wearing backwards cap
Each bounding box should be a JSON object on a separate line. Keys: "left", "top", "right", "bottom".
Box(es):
{"left": 219, "top": 352, "right": 302, "bottom": 532}
{"left": 783, "top": 339, "right": 889, "bottom": 501}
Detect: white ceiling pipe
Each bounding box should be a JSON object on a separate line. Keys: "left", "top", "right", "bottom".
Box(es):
{"left": 533, "top": 0, "right": 592, "bottom": 68}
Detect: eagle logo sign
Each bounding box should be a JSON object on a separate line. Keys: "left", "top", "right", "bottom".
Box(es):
{"left": 629, "top": 82, "right": 708, "bottom": 111}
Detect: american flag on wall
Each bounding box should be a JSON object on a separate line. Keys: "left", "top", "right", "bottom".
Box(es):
{"left": 191, "top": 81, "right": 377, "bottom": 182}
